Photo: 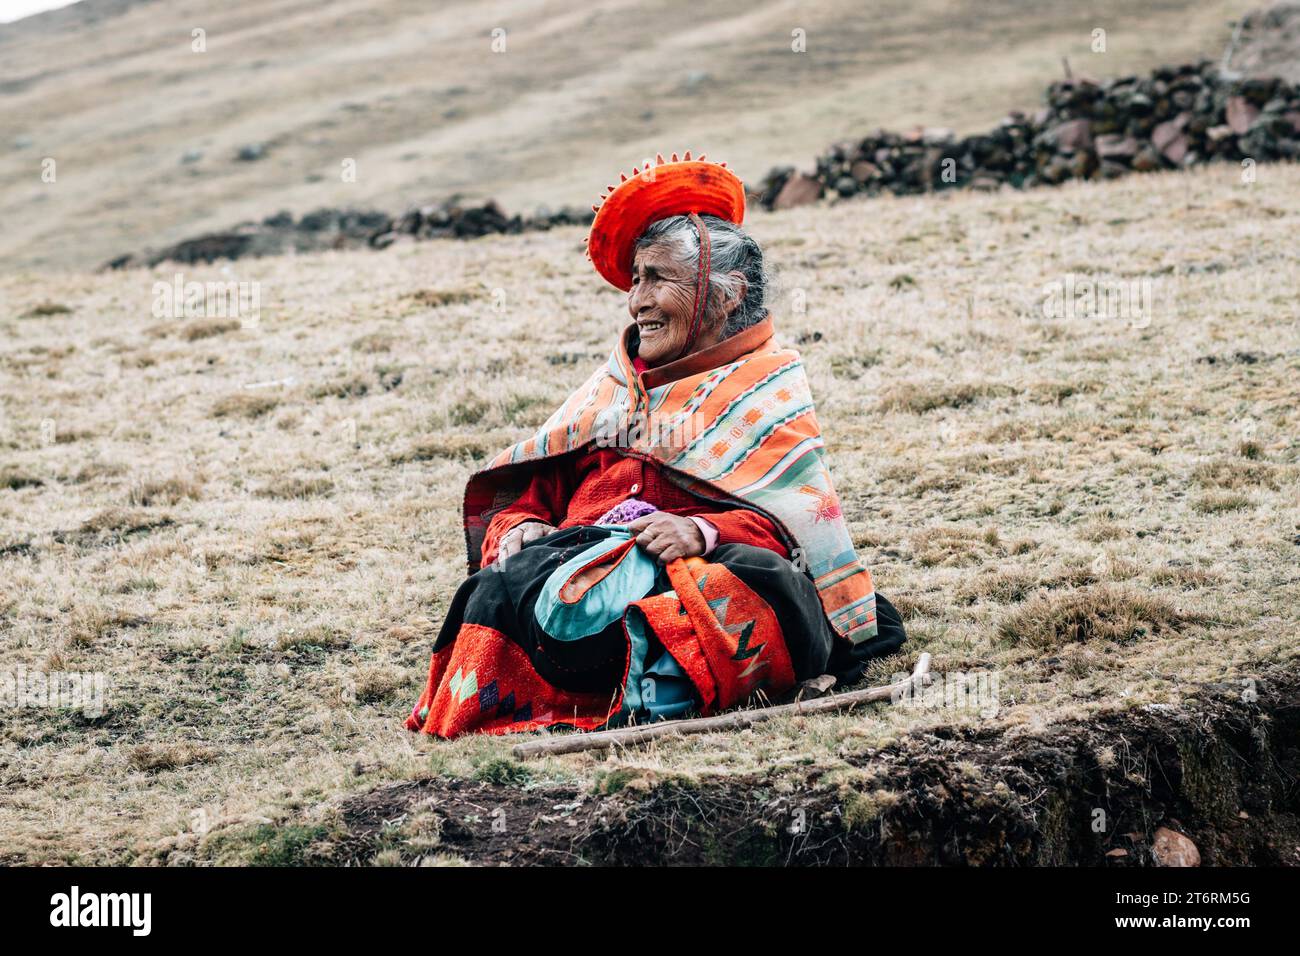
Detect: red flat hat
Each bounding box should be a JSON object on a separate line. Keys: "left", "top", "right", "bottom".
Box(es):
{"left": 585, "top": 151, "right": 745, "bottom": 291}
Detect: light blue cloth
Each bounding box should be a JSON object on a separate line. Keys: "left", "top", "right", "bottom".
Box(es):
{"left": 619, "top": 595, "right": 699, "bottom": 724}
{"left": 533, "top": 526, "right": 658, "bottom": 642}
{"left": 532, "top": 527, "right": 699, "bottom": 725}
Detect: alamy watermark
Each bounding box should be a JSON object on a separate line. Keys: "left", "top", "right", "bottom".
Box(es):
{"left": 592, "top": 407, "right": 709, "bottom": 452}
{"left": 50, "top": 886, "right": 150, "bottom": 936}
{"left": 1040, "top": 274, "right": 1172, "bottom": 329}
{"left": 891, "top": 668, "right": 1000, "bottom": 717}
{"left": 1, "top": 666, "right": 106, "bottom": 718}
{"left": 152, "top": 273, "right": 261, "bottom": 327}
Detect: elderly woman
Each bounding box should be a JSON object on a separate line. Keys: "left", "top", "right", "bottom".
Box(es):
{"left": 408, "top": 152, "right": 905, "bottom": 738}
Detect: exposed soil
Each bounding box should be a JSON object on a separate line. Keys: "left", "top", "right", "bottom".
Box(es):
{"left": 330, "top": 665, "right": 1300, "bottom": 866}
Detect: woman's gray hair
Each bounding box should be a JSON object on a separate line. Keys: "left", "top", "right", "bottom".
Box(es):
{"left": 635, "top": 214, "right": 769, "bottom": 337}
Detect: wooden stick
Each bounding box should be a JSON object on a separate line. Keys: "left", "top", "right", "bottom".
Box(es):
{"left": 511, "top": 652, "right": 932, "bottom": 760}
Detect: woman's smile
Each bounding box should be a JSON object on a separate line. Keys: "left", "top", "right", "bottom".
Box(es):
{"left": 628, "top": 241, "right": 721, "bottom": 365}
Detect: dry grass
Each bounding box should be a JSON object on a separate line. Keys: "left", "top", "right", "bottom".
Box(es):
{"left": 129, "top": 743, "right": 217, "bottom": 774}
{"left": 77, "top": 508, "right": 173, "bottom": 537}
{"left": 128, "top": 477, "right": 204, "bottom": 507}
{"left": 997, "top": 585, "right": 1205, "bottom": 649}
{"left": 212, "top": 392, "right": 281, "bottom": 419}
{"left": 181, "top": 320, "right": 243, "bottom": 342}
{"left": 1, "top": 163, "right": 1298, "bottom": 863}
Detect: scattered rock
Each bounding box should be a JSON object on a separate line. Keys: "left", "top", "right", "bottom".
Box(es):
{"left": 1226, "top": 95, "right": 1261, "bottom": 133}
{"left": 1132, "top": 147, "right": 1163, "bottom": 172}
{"left": 1095, "top": 134, "right": 1140, "bottom": 158}
{"left": 1159, "top": 132, "right": 1191, "bottom": 164}
{"left": 1151, "top": 112, "right": 1190, "bottom": 149}
{"left": 1151, "top": 826, "right": 1201, "bottom": 866}
{"left": 850, "top": 159, "right": 881, "bottom": 182}
{"left": 772, "top": 173, "right": 823, "bottom": 210}
{"left": 1051, "top": 118, "right": 1093, "bottom": 151}
{"left": 793, "top": 674, "right": 837, "bottom": 701}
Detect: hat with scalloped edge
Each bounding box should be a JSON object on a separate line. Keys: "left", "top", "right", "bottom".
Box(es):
{"left": 533, "top": 527, "right": 660, "bottom": 642}
{"left": 584, "top": 151, "right": 745, "bottom": 294}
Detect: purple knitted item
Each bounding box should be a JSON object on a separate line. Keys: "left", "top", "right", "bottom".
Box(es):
{"left": 597, "top": 497, "right": 658, "bottom": 525}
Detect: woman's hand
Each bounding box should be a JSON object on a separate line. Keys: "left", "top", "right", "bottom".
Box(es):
{"left": 627, "top": 512, "right": 706, "bottom": 564}
{"left": 496, "top": 520, "right": 557, "bottom": 565}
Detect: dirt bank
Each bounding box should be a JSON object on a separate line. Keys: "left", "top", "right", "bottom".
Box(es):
{"left": 309, "top": 665, "right": 1299, "bottom": 866}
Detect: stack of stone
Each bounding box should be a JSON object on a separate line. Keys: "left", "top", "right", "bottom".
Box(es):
{"left": 753, "top": 61, "right": 1300, "bottom": 210}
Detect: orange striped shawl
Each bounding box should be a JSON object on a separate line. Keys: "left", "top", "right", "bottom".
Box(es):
{"left": 462, "top": 320, "right": 878, "bottom": 644}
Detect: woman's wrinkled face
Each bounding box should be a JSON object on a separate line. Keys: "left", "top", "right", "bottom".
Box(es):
{"left": 628, "top": 242, "right": 723, "bottom": 367}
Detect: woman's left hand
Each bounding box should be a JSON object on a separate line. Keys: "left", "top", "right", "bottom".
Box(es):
{"left": 627, "top": 512, "right": 706, "bottom": 564}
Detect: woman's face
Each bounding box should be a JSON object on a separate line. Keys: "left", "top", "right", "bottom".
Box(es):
{"left": 627, "top": 242, "right": 724, "bottom": 366}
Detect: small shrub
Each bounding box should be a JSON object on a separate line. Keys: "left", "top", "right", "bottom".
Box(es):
{"left": 1191, "top": 460, "right": 1279, "bottom": 491}
{"left": 351, "top": 666, "right": 408, "bottom": 703}
{"left": 1192, "top": 492, "right": 1252, "bottom": 514}
{"left": 352, "top": 332, "right": 397, "bottom": 353}
{"left": 22, "top": 301, "right": 72, "bottom": 318}
{"left": 129, "top": 477, "right": 202, "bottom": 506}
{"left": 997, "top": 585, "right": 1200, "bottom": 649}
{"left": 473, "top": 756, "right": 532, "bottom": 787}
{"left": 445, "top": 398, "right": 491, "bottom": 427}
{"left": 129, "top": 743, "right": 216, "bottom": 773}
{"left": 0, "top": 468, "right": 43, "bottom": 490}
{"left": 876, "top": 381, "right": 1008, "bottom": 414}
{"left": 213, "top": 392, "right": 280, "bottom": 418}
{"left": 843, "top": 789, "right": 901, "bottom": 831}
{"left": 311, "top": 374, "right": 370, "bottom": 399}
{"left": 277, "top": 625, "right": 348, "bottom": 652}
{"left": 181, "top": 319, "right": 240, "bottom": 341}
{"left": 255, "top": 476, "right": 334, "bottom": 499}
{"left": 208, "top": 823, "right": 336, "bottom": 866}
{"left": 390, "top": 435, "right": 489, "bottom": 463}
{"left": 406, "top": 288, "right": 476, "bottom": 309}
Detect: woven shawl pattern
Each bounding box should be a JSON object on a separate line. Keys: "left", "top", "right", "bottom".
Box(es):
{"left": 462, "top": 333, "right": 878, "bottom": 644}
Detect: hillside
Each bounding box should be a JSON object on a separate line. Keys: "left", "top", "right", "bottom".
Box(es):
{"left": 0, "top": 0, "right": 1262, "bottom": 272}
{"left": 1, "top": 162, "right": 1297, "bottom": 864}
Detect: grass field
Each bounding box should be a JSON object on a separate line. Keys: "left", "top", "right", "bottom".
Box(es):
{"left": 0, "top": 0, "right": 1261, "bottom": 271}
{"left": 1, "top": 159, "right": 1297, "bottom": 864}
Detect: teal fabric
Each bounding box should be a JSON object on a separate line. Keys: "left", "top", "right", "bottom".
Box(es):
{"left": 535, "top": 526, "right": 699, "bottom": 726}
{"left": 640, "top": 645, "right": 698, "bottom": 722}
{"left": 533, "top": 526, "right": 658, "bottom": 642}
{"left": 618, "top": 603, "right": 654, "bottom": 719}
{"left": 616, "top": 600, "right": 699, "bottom": 725}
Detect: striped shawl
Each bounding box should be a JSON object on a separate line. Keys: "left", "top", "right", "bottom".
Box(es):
{"left": 462, "top": 319, "right": 878, "bottom": 644}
